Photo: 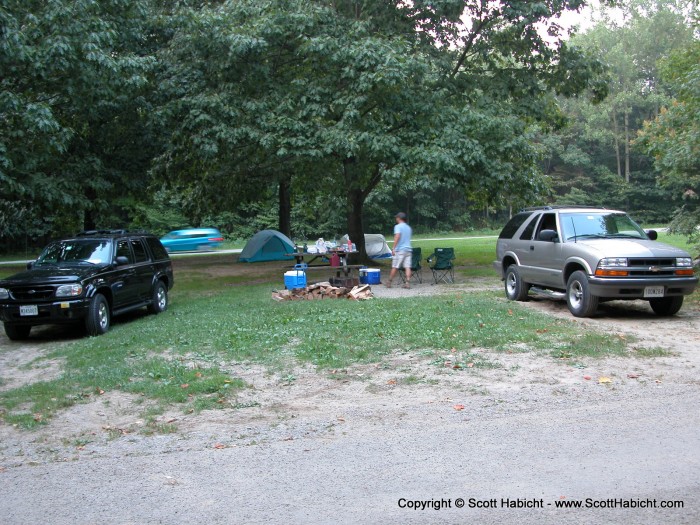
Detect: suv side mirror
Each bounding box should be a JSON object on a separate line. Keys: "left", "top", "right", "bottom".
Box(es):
{"left": 538, "top": 229, "right": 558, "bottom": 242}
{"left": 115, "top": 256, "right": 130, "bottom": 266}
{"left": 26, "top": 261, "right": 35, "bottom": 270}
{"left": 645, "top": 229, "right": 658, "bottom": 241}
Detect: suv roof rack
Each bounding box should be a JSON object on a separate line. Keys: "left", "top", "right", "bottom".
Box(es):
{"left": 78, "top": 229, "right": 137, "bottom": 237}
{"left": 522, "top": 205, "right": 606, "bottom": 211}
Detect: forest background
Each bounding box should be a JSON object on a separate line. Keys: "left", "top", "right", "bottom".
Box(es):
{"left": 1, "top": 0, "right": 698, "bottom": 257}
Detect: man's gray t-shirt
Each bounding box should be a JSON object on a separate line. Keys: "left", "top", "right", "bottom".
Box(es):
{"left": 394, "top": 222, "right": 412, "bottom": 252}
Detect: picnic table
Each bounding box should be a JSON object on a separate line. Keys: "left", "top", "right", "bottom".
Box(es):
{"left": 286, "top": 249, "right": 355, "bottom": 266}
{"left": 285, "top": 250, "right": 365, "bottom": 287}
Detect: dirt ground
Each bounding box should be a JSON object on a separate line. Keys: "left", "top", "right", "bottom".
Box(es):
{"left": 1, "top": 265, "right": 699, "bottom": 469}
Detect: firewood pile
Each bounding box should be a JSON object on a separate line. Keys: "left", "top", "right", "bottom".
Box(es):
{"left": 272, "top": 282, "right": 373, "bottom": 301}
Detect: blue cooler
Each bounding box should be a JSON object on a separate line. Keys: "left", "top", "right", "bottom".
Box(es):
{"left": 365, "top": 268, "right": 381, "bottom": 284}
{"left": 359, "top": 267, "right": 368, "bottom": 284}
{"left": 284, "top": 265, "right": 307, "bottom": 290}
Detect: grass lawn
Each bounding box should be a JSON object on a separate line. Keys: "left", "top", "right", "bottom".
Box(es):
{"left": 0, "top": 233, "right": 696, "bottom": 429}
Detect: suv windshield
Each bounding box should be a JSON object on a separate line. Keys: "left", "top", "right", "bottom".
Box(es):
{"left": 36, "top": 240, "right": 113, "bottom": 266}
{"left": 560, "top": 212, "right": 647, "bottom": 242}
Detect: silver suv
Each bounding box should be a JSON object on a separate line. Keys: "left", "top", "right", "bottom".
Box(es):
{"left": 494, "top": 206, "right": 698, "bottom": 317}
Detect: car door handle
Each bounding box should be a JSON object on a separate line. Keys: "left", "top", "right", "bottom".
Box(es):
{"left": 530, "top": 246, "right": 535, "bottom": 251}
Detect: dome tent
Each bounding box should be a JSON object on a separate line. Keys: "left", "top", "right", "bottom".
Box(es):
{"left": 239, "top": 230, "right": 295, "bottom": 262}
{"left": 340, "top": 233, "right": 392, "bottom": 259}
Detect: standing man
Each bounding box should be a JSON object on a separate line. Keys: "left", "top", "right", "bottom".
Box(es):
{"left": 386, "top": 212, "right": 412, "bottom": 288}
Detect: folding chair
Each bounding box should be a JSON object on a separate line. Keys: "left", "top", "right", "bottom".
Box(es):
{"left": 427, "top": 247, "right": 455, "bottom": 284}
{"left": 399, "top": 247, "right": 422, "bottom": 284}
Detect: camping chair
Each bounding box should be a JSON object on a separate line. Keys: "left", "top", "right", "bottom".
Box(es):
{"left": 427, "top": 247, "right": 455, "bottom": 284}
{"left": 399, "top": 247, "right": 422, "bottom": 284}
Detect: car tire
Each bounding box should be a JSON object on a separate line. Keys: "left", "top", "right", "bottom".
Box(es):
{"left": 505, "top": 265, "right": 529, "bottom": 301}
{"left": 4, "top": 323, "right": 31, "bottom": 341}
{"left": 649, "top": 296, "right": 683, "bottom": 316}
{"left": 566, "top": 270, "right": 599, "bottom": 317}
{"left": 148, "top": 281, "right": 168, "bottom": 314}
{"left": 85, "top": 293, "right": 110, "bottom": 336}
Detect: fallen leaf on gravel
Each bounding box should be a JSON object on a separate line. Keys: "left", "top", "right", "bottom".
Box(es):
{"left": 583, "top": 375, "right": 592, "bottom": 380}
{"left": 387, "top": 379, "right": 397, "bottom": 385}
{"left": 453, "top": 404, "right": 465, "bottom": 411}
{"left": 466, "top": 363, "right": 474, "bottom": 368}
{"left": 452, "top": 364, "right": 462, "bottom": 369}
{"left": 213, "top": 443, "right": 226, "bottom": 449}
{"left": 627, "top": 373, "right": 640, "bottom": 379}
{"left": 598, "top": 376, "right": 612, "bottom": 384}
{"left": 337, "top": 417, "right": 346, "bottom": 422}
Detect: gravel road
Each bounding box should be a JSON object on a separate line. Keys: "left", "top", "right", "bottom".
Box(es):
{"left": 1, "top": 281, "right": 699, "bottom": 524}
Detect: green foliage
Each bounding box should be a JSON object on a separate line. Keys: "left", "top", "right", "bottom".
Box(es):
{"left": 540, "top": 0, "right": 696, "bottom": 222}
{"left": 153, "top": 0, "right": 607, "bottom": 254}
{"left": 638, "top": 38, "right": 700, "bottom": 240}
{"left": 0, "top": 0, "right": 159, "bottom": 241}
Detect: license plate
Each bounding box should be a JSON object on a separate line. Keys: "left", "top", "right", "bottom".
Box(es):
{"left": 644, "top": 286, "right": 664, "bottom": 298}
{"left": 20, "top": 305, "right": 38, "bottom": 316}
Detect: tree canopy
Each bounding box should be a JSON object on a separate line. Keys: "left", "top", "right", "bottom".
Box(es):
{"left": 2, "top": 0, "right": 697, "bottom": 252}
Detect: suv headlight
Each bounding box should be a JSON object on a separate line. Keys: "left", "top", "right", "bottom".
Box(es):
{"left": 596, "top": 258, "right": 629, "bottom": 277}
{"left": 56, "top": 284, "right": 83, "bottom": 297}
{"left": 676, "top": 258, "right": 692, "bottom": 267}
{"left": 0, "top": 287, "right": 9, "bottom": 300}
{"left": 599, "top": 258, "right": 628, "bottom": 267}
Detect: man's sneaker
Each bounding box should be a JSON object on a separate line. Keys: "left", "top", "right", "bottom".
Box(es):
{"left": 402, "top": 283, "right": 410, "bottom": 289}
{"left": 385, "top": 280, "right": 392, "bottom": 288}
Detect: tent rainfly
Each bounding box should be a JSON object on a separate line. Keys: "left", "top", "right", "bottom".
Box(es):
{"left": 239, "top": 230, "right": 295, "bottom": 262}
{"left": 340, "top": 234, "right": 392, "bottom": 259}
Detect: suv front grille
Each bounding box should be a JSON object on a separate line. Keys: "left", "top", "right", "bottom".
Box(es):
{"left": 11, "top": 286, "right": 55, "bottom": 300}
{"left": 628, "top": 258, "right": 675, "bottom": 266}
{"left": 627, "top": 258, "right": 676, "bottom": 277}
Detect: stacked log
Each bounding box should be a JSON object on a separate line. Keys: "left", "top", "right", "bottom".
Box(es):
{"left": 272, "top": 282, "right": 373, "bottom": 301}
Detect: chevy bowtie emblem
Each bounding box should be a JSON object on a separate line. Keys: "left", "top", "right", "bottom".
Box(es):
{"left": 28, "top": 289, "right": 36, "bottom": 294}
{"left": 649, "top": 266, "right": 660, "bottom": 273}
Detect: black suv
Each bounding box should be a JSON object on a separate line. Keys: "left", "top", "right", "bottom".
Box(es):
{"left": 0, "top": 230, "right": 174, "bottom": 340}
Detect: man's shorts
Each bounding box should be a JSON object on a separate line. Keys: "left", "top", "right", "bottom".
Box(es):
{"left": 392, "top": 250, "right": 412, "bottom": 269}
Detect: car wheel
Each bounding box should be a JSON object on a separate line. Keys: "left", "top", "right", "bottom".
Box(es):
{"left": 566, "top": 270, "right": 599, "bottom": 317}
{"left": 85, "top": 293, "right": 110, "bottom": 336}
{"left": 505, "top": 265, "right": 529, "bottom": 301}
{"left": 148, "top": 281, "right": 168, "bottom": 314}
{"left": 649, "top": 296, "right": 683, "bottom": 316}
{"left": 4, "top": 323, "right": 31, "bottom": 341}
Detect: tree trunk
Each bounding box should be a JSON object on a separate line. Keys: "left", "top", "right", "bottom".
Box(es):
{"left": 624, "top": 110, "right": 630, "bottom": 183}
{"left": 278, "top": 175, "right": 292, "bottom": 238}
{"left": 346, "top": 186, "right": 369, "bottom": 263}
{"left": 612, "top": 106, "right": 622, "bottom": 179}
{"left": 343, "top": 158, "right": 383, "bottom": 265}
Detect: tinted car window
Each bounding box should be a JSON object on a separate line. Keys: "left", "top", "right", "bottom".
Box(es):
{"left": 116, "top": 239, "right": 133, "bottom": 263}
{"left": 146, "top": 237, "right": 169, "bottom": 260}
{"left": 535, "top": 213, "right": 557, "bottom": 239}
{"left": 131, "top": 238, "right": 149, "bottom": 263}
{"left": 519, "top": 215, "right": 538, "bottom": 241}
{"left": 499, "top": 212, "right": 534, "bottom": 239}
